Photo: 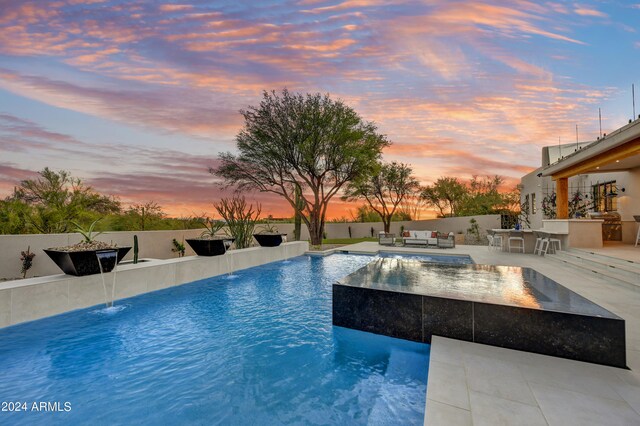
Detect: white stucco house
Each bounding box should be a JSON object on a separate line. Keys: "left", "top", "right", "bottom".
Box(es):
{"left": 520, "top": 118, "right": 640, "bottom": 248}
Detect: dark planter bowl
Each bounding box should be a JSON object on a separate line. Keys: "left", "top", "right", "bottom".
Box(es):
{"left": 186, "top": 238, "right": 235, "bottom": 256}
{"left": 44, "top": 247, "right": 131, "bottom": 277}
{"left": 253, "top": 233, "right": 287, "bottom": 247}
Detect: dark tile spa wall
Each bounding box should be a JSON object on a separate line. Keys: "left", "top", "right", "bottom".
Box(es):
{"left": 332, "top": 284, "right": 627, "bottom": 369}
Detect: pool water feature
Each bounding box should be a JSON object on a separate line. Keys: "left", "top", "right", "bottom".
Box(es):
{"left": 0, "top": 255, "right": 429, "bottom": 425}
{"left": 334, "top": 258, "right": 626, "bottom": 368}
{"left": 95, "top": 249, "right": 119, "bottom": 308}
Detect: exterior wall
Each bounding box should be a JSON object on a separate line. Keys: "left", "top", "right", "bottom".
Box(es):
{"left": 0, "top": 229, "right": 207, "bottom": 280}
{"left": 0, "top": 215, "right": 500, "bottom": 280}
{"left": 521, "top": 166, "right": 640, "bottom": 228}
{"left": 274, "top": 215, "right": 501, "bottom": 240}
{"left": 0, "top": 241, "right": 308, "bottom": 328}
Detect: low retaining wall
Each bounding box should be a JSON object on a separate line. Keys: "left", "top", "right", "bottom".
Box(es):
{"left": 0, "top": 215, "right": 500, "bottom": 279}
{"left": 0, "top": 242, "right": 308, "bottom": 329}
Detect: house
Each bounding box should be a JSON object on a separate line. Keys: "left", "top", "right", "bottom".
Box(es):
{"left": 520, "top": 118, "right": 640, "bottom": 248}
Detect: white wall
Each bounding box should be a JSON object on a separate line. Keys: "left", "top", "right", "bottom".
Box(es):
{"left": 520, "top": 167, "right": 640, "bottom": 228}
{"left": 0, "top": 229, "right": 206, "bottom": 280}
{"left": 273, "top": 215, "right": 501, "bottom": 240}
{"left": 0, "top": 242, "right": 308, "bottom": 328}
{"left": 0, "top": 215, "right": 500, "bottom": 279}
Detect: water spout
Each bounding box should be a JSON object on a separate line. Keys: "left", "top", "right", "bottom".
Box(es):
{"left": 282, "top": 240, "right": 291, "bottom": 264}
{"left": 224, "top": 245, "right": 237, "bottom": 279}
{"left": 96, "top": 249, "right": 119, "bottom": 308}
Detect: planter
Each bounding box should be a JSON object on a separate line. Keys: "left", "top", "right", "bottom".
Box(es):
{"left": 44, "top": 247, "right": 131, "bottom": 277}
{"left": 253, "top": 233, "right": 287, "bottom": 247}
{"left": 186, "top": 238, "right": 235, "bottom": 256}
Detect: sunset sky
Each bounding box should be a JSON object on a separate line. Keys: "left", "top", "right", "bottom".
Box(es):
{"left": 1, "top": 0, "right": 639, "bottom": 219}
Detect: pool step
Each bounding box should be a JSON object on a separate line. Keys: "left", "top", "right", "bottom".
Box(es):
{"left": 547, "top": 250, "right": 640, "bottom": 292}
{"left": 567, "top": 247, "right": 640, "bottom": 269}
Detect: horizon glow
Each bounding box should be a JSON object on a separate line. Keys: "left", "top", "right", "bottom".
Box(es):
{"left": 1, "top": 0, "right": 639, "bottom": 218}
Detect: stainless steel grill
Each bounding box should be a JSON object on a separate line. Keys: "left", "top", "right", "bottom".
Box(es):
{"left": 588, "top": 211, "right": 622, "bottom": 241}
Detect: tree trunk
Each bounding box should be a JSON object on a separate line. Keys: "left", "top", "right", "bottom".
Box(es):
{"left": 383, "top": 217, "right": 391, "bottom": 233}
{"left": 294, "top": 186, "right": 302, "bottom": 241}
{"left": 308, "top": 214, "right": 324, "bottom": 246}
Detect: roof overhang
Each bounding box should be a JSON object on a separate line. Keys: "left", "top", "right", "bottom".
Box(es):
{"left": 541, "top": 120, "right": 640, "bottom": 180}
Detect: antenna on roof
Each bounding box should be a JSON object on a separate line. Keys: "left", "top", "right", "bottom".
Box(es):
{"left": 558, "top": 135, "right": 562, "bottom": 158}
{"left": 575, "top": 124, "right": 579, "bottom": 151}
{"left": 598, "top": 108, "right": 602, "bottom": 139}
{"left": 633, "top": 84, "right": 636, "bottom": 120}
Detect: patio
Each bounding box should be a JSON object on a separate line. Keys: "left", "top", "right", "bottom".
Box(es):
{"left": 328, "top": 242, "right": 640, "bottom": 425}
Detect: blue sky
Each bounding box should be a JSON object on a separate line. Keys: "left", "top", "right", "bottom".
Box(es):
{"left": 1, "top": 0, "right": 639, "bottom": 217}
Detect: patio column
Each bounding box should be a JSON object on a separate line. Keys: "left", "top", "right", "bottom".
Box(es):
{"left": 556, "top": 177, "right": 568, "bottom": 219}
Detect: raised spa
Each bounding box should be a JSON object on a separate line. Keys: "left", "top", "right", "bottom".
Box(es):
{"left": 333, "top": 257, "right": 626, "bottom": 368}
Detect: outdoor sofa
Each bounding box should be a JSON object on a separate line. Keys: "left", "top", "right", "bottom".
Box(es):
{"left": 402, "top": 230, "right": 455, "bottom": 248}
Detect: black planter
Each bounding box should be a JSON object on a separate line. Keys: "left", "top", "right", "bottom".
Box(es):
{"left": 44, "top": 247, "right": 131, "bottom": 277}
{"left": 186, "top": 238, "right": 235, "bottom": 256}
{"left": 253, "top": 233, "right": 287, "bottom": 247}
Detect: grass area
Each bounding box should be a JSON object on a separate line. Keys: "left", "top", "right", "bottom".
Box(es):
{"left": 321, "top": 237, "right": 377, "bottom": 244}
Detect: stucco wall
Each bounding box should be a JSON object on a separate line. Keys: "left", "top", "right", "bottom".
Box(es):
{"left": 520, "top": 167, "right": 640, "bottom": 228}
{"left": 0, "top": 242, "right": 308, "bottom": 328}
{"left": 274, "top": 215, "right": 501, "bottom": 240}
{"left": 0, "top": 215, "right": 500, "bottom": 279}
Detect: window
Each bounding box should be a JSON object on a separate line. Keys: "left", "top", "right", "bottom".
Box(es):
{"left": 531, "top": 193, "right": 537, "bottom": 214}
{"left": 591, "top": 181, "right": 617, "bottom": 212}
{"left": 524, "top": 194, "right": 529, "bottom": 213}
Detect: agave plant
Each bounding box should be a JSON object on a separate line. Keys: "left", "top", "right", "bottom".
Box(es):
{"left": 200, "top": 217, "right": 225, "bottom": 239}
{"left": 257, "top": 222, "right": 279, "bottom": 234}
{"left": 71, "top": 219, "right": 104, "bottom": 243}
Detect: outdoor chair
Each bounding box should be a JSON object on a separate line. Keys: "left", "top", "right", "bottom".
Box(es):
{"left": 534, "top": 232, "right": 550, "bottom": 256}
{"left": 548, "top": 237, "right": 561, "bottom": 253}
{"left": 487, "top": 230, "right": 502, "bottom": 251}
{"left": 508, "top": 230, "right": 525, "bottom": 253}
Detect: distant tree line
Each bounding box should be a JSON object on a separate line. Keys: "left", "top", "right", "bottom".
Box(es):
{"left": 0, "top": 90, "right": 520, "bottom": 241}
{"left": 0, "top": 168, "right": 202, "bottom": 235}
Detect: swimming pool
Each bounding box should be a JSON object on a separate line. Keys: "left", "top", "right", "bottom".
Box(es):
{"left": 0, "top": 254, "right": 429, "bottom": 425}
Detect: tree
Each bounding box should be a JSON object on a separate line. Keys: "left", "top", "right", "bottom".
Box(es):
{"left": 11, "top": 168, "right": 120, "bottom": 233}
{"left": 126, "top": 201, "right": 165, "bottom": 231}
{"left": 344, "top": 161, "right": 419, "bottom": 233}
{"left": 420, "top": 177, "right": 467, "bottom": 217}
{"left": 458, "top": 175, "right": 506, "bottom": 216}
{"left": 211, "top": 89, "right": 389, "bottom": 245}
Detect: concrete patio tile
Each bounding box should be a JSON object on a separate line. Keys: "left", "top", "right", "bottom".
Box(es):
{"left": 464, "top": 354, "right": 537, "bottom": 406}
{"left": 426, "top": 360, "right": 470, "bottom": 410}
{"left": 608, "top": 381, "right": 640, "bottom": 416}
{"left": 530, "top": 382, "right": 640, "bottom": 426}
{"left": 430, "top": 336, "right": 464, "bottom": 367}
{"left": 521, "top": 358, "right": 623, "bottom": 401}
{"left": 459, "top": 340, "right": 538, "bottom": 366}
{"left": 425, "top": 399, "right": 472, "bottom": 426}
{"left": 469, "top": 390, "right": 547, "bottom": 426}
{"left": 627, "top": 349, "right": 640, "bottom": 371}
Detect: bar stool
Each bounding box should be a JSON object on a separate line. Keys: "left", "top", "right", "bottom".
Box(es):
{"left": 634, "top": 216, "right": 640, "bottom": 247}
{"left": 487, "top": 230, "right": 502, "bottom": 251}
{"left": 508, "top": 230, "right": 525, "bottom": 253}
{"left": 548, "top": 237, "right": 561, "bottom": 253}
{"left": 533, "top": 232, "right": 544, "bottom": 255}
{"left": 487, "top": 232, "right": 494, "bottom": 250}
{"left": 534, "top": 232, "right": 550, "bottom": 256}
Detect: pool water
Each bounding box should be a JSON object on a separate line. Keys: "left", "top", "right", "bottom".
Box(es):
{"left": 0, "top": 255, "right": 430, "bottom": 425}
{"left": 379, "top": 252, "right": 473, "bottom": 264}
